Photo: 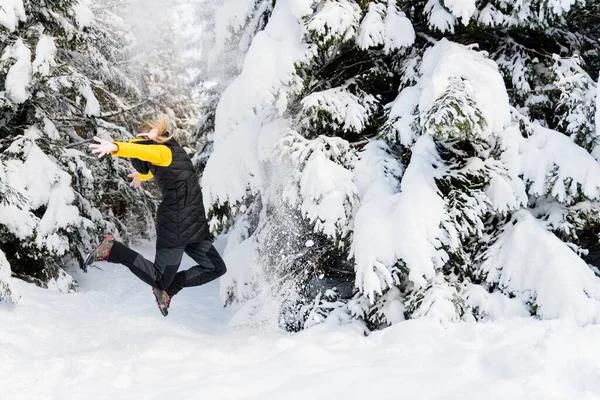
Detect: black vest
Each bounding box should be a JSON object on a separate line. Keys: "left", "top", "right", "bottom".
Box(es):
{"left": 131, "top": 138, "right": 209, "bottom": 249}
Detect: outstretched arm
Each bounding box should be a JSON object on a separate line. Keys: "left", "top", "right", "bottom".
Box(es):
{"left": 112, "top": 142, "right": 172, "bottom": 167}
{"left": 90, "top": 137, "right": 172, "bottom": 167}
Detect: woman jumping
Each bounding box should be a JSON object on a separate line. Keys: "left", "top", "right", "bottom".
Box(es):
{"left": 85, "top": 118, "right": 227, "bottom": 316}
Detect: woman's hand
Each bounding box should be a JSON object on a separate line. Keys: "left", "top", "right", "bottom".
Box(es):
{"left": 128, "top": 173, "right": 142, "bottom": 189}
{"left": 89, "top": 136, "right": 118, "bottom": 158}
{"left": 136, "top": 128, "right": 159, "bottom": 141}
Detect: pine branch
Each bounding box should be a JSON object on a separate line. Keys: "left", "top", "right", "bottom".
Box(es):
{"left": 65, "top": 139, "right": 95, "bottom": 149}
{"left": 417, "top": 31, "right": 438, "bottom": 45}
{"left": 349, "top": 139, "right": 369, "bottom": 147}
{"left": 100, "top": 99, "right": 151, "bottom": 118}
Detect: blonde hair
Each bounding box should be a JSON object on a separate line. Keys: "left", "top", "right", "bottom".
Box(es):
{"left": 142, "top": 117, "right": 171, "bottom": 143}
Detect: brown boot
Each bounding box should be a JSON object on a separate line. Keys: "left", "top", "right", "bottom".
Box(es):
{"left": 84, "top": 234, "right": 115, "bottom": 266}
{"left": 152, "top": 287, "right": 171, "bottom": 317}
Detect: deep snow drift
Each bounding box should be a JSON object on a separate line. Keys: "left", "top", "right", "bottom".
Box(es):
{"left": 1, "top": 243, "right": 600, "bottom": 400}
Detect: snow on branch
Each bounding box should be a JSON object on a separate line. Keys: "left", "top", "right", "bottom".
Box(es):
{"left": 203, "top": 113, "right": 265, "bottom": 219}
{"left": 515, "top": 125, "right": 600, "bottom": 203}
{"left": 301, "top": 86, "right": 377, "bottom": 133}
{"left": 352, "top": 135, "right": 448, "bottom": 301}
{"left": 479, "top": 210, "right": 600, "bottom": 325}
{"left": 306, "top": 0, "right": 362, "bottom": 42}
{"left": 276, "top": 129, "right": 357, "bottom": 239}
{"left": 2, "top": 39, "right": 32, "bottom": 104}
{"left": 0, "top": 250, "right": 20, "bottom": 303}
{"left": 0, "top": 0, "right": 26, "bottom": 32}
{"left": 597, "top": 75, "right": 600, "bottom": 143}
{"left": 210, "top": 0, "right": 265, "bottom": 67}
{"left": 421, "top": 77, "right": 487, "bottom": 140}
{"left": 552, "top": 55, "right": 598, "bottom": 149}
{"left": 476, "top": 3, "right": 506, "bottom": 26}
{"left": 406, "top": 273, "right": 464, "bottom": 323}
{"left": 32, "top": 35, "right": 57, "bottom": 77}
{"left": 424, "top": 0, "right": 456, "bottom": 33}
{"left": 357, "top": 1, "right": 415, "bottom": 53}
{"left": 443, "top": 0, "right": 476, "bottom": 25}
{"left": 419, "top": 39, "right": 511, "bottom": 139}
{"left": 357, "top": 3, "right": 385, "bottom": 50}
{"left": 79, "top": 84, "right": 100, "bottom": 117}
{"left": 214, "top": 0, "right": 309, "bottom": 144}
{"left": 386, "top": 39, "right": 511, "bottom": 146}
{"left": 3, "top": 127, "right": 80, "bottom": 255}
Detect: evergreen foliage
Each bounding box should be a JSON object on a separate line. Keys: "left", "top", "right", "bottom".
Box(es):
{"left": 204, "top": 0, "right": 600, "bottom": 331}
{"left": 0, "top": 0, "right": 198, "bottom": 298}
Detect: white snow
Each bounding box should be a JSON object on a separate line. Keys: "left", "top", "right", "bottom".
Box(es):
{"left": 410, "top": 272, "right": 463, "bottom": 323}
{"left": 476, "top": 3, "right": 506, "bottom": 26}
{"left": 79, "top": 84, "right": 101, "bottom": 116}
{"left": 2, "top": 39, "right": 32, "bottom": 104}
{"left": 353, "top": 139, "right": 402, "bottom": 202}
{"left": 202, "top": 113, "right": 265, "bottom": 212}
{"left": 596, "top": 75, "right": 600, "bottom": 140}
{"left": 212, "top": 0, "right": 309, "bottom": 145}
{"left": 219, "top": 222, "right": 261, "bottom": 304}
{"left": 3, "top": 243, "right": 600, "bottom": 399}
{"left": 278, "top": 131, "right": 357, "bottom": 238}
{"left": 307, "top": 0, "right": 361, "bottom": 42}
{"left": 210, "top": 0, "right": 259, "bottom": 66}
{"left": 516, "top": 125, "right": 600, "bottom": 202}
{"left": 425, "top": 0, "right": 456, "bottom": 33}
{"left": 546, "top": 0, "right": 582, "bottom": 15}
{"left": 301, "top": 87, "right": 377, "bottom": 133}
{"left": 357, "top": 3, "right": 386, "bottom": 50}
{"left": 480, "top": 210, "right": 600, "bottom": 325}
{"left": 464, "top": 283, "right": 530, "bottom": 320}
{"left": 43, "top": 117, "right": 60, "bottom": 140}
{"left": 0, "top": 199, "right": 35, "bottom": 240}
{"left": 419, "top": 39, "right": 511, "bottom": 138}
{"left": 357, "top": 2, "right": 415, "bottom": 53}
{"left": 386, "top": 39, "right": 511, "bottom": 146}
{"left": 3, "top": 128, "right": 81, "bottom": 254}
{"left": 443, "top": 0, "right": 477, "bottom": 24}
{"left": 74, "top": 2, "right": 95, "bottom": 28}
{"left": 0, "top": 161, "right": 5, "bottom": 193}
{"left": 0, "top": 250, "right": 20, "bottom": 303}
{"left": 386, "top": 85, "right": 420, "bottom": 146}
{"left": 32, "top": 35, "right": 57, "bottom": 76}
{"left": 485, "top": 170, "right": 527, "bottom": 214}
{"left": 383, "top": 2, "right": 416, "bottom": 52}
{"left": 352, "top": 135, "right": 447, "bottom": 300}
{"left": 0, "top": 0, "right": 26, "bottom": 32}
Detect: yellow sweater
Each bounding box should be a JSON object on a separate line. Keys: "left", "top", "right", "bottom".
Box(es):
{"left": 112, "top": 141, "right": 173, "bottom": 181}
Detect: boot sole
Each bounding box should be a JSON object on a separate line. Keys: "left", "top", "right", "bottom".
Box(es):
{"left": 152, "top": 291, "right": 169, "bottom": 317}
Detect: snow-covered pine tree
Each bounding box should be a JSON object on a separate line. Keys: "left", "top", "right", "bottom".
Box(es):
{"left": 1, "top": 0, "right": 103, "bottom": 290}
{"left": 181, "top": 0, "right": 273, "bottom": 173}
{"left": 361, "top": 0, "right": 600, "bottom": 326}
{"left": 203, "top": 0, "right": 600, "bottom": 330}
{"left": 0, "top": 161, "right": 22, "bottom": 302}
{"left": 0, "top": 0, "right": 198, "bottom": 294}
{"left": 203, "top": 0, "right": 412, "bottom": 329}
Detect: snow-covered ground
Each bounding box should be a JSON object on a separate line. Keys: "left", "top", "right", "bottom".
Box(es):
{"left": 2, "top": 244, "right": 600, "bottom": 400}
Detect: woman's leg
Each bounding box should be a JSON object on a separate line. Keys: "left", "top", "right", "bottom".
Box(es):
{"left": 165, "top": 240, "right": 227, "bottom": 297}
{"left": 108, "top": 241, "right": 184, "bottom": 290}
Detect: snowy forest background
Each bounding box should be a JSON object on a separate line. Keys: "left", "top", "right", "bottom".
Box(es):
{"left": 1, "top": 0, "right": 600, "bottom": 333}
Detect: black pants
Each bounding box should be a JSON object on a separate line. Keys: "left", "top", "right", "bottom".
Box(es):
{"left": 108, "top": 240, "right": 227, "bottom": 297}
